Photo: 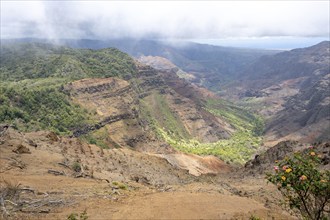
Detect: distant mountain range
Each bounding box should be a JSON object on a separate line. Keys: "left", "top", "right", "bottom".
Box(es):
{"left": 255, "top": 41, "right": 330, "bottom": 143}
{"left": 227, "top": 41, "right": 330, "bottom": 143}
{"left": 2, "top": 38, "right": 279, "bottom": 89}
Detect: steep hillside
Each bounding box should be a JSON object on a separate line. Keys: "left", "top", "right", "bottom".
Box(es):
{"left": 232, "top": 41, "right": 330, "bottom": 144}
{"left": 0, "top": 43, "right": 136, "bottom": 135}
{"left": 134, "top": 41, "right": 330, "bottom": 150}
{"left": 265, "top": 73, "right": 330, "bottom": 143}
{"left": 62, "top": 65, "right": 231, "bottom": 153}
{"left": 237, "top": 41, "right": 330, "bottom": 90}
{"left": 0, "top": 43, "right": 264, "bottom": 164}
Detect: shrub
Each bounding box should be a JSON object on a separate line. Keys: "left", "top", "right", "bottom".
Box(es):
{"left": 67, "top": 209, "right": 88, "bottom": 220}
{"left": 67, "top": 213, "right": 79, "bottom": 220}
{"left": 72, "top": 162, "right": 82, "bottom": 173}
{"left": 267, "top": 147, "right": 330, "bottom": 220}
{"left": 112, "top": 181, "right": 128, "bottom": 190}
{"left": 249, "top": 215, "right": 261, "bottom": 220}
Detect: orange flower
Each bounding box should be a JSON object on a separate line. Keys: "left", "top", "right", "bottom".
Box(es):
{"left": 310, "top": 152, "right": 316, "bottom": 156}
{"left": 300, "top": 175, "right": 307, "bottom": 181}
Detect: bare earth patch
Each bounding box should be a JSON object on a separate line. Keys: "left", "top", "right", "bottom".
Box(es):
{"left": 0, "top": 127, "right": 295, "bottom": 219}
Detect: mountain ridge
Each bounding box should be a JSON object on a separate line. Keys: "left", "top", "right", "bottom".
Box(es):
{"left": 232, "top": 41, "right": 330, "bottom": 144}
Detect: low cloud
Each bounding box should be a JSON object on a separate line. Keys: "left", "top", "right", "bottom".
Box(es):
{"left": 1, "top": 1, "right": 329, "bottom": 40}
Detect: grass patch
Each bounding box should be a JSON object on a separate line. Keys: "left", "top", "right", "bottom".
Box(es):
{"left": 80, "top": 127, "right": 112, "bottom": 149}
{"left": 112, "top": 181, "right": 128, "bottom": 190}
{"left": 158, "top": 128, "right": 261, "bottom": 164}
{"left": 140, "top": 92, "right": 190, "bottom": 141}
{"left": 205, "top": 98, "right": 264, "bottom": 135}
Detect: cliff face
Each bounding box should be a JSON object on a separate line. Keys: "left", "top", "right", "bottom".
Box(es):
{"left": 63, "top": 64, "right": 232, "bottom": 153}
{"left": 234, "top": 41, "right": 330, "bottom": 144}
{"left": 265, "top": 73, "right": 330, "bottom": 143}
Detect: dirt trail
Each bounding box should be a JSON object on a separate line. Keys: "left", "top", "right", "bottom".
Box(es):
{"left": 49, "top": 182, "right": 295, "bottom": 220}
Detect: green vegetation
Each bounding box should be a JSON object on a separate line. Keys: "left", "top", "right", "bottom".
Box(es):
{"left": 0, "top": 78, "right": 92, "bottom": 135}
{"left": 67, "top": 209, "right": 88, "bottom": 220}
{"left": 267, "top": 148, "right": 330, "bottom": 220}
{"left": 249, "top": 215, "right": 262, "bottom": 220}
{"left": 0, "top": 43, "right": 136, "bottom": 81}
{"left": 139, "top": 99, "right": 163, "bottom": 140}
{"left": 151, "top": 93, "right": 190, "bottom": 140}
{"left": 140, "top": 93, "right": 191, "bottom": 141}
{"left": 0, "top": 43, "right": 137, "bottom": 135}
{"left": 112, "top": 181, "right": 128, "bottom": 190}
{"left": 205, "top": 98, "right": 264, "bottom": 135}
{"left": 140, "top": 96, "right": 263, "bottom": 164}
{"left": 80, "top": 127, "right": 113, "bottom": 149}
{"left": 72, "top": 162, "right": 82, "bottom": 173}
{"left": 158, "top": 128, "right": 260, "bottom": 164}
{"left": 185, "top": 98, "right": 264, "bottom": 164}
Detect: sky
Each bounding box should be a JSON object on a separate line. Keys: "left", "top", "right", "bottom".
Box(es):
{"left": 1, "top": 1, "right": 329, "bottom": 49}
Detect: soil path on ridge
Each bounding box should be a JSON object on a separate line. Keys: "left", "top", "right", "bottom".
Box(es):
{"left": 53, "top": 182, "right": 295, "bottom": 220}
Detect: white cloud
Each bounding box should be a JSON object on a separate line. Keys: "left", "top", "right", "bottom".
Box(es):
{"left": 1, "top": 1, "right": 329, "bottom": 40}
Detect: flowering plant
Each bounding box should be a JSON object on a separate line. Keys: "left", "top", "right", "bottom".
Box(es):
{"left": 266, "top": 148, "right": 329, "bottom": 220}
